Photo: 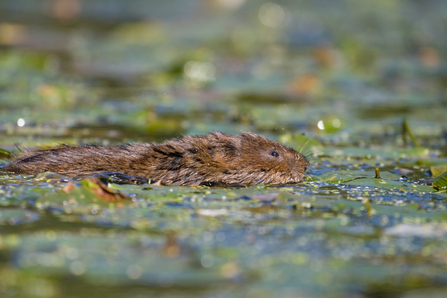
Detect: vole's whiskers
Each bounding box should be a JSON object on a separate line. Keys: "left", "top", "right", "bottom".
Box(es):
{"left": 298, "top": 137, "right": 312, "bottom": 154}
{"left": 297, "top": 136, "right": 318, "bottom": 162}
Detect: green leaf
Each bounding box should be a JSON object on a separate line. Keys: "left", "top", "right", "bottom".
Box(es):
{"left": 402, "top": 118, "right": 420, "bottom": 147}
{"left": 431, "top": 166, "right": 447, "bottom": 178}
{"left": 433, "top": 171, "right": 447, "bottom": 191}
{"left": 0, "top": 148, "right": 12, "bottom": 159}
{"left": 417, "top": 158, "right": 447, "bottom": 167}
{"left": 320, "top": 146, "right": 430, "bottom": 159}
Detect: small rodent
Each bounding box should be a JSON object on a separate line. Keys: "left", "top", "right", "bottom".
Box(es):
{"left": 2, "top": 132, "right": 309, "bottom": 186}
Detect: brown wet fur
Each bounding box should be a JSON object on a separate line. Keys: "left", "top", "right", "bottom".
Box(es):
{"left": 2, "top": 132, "right": 309, "bottom": 187}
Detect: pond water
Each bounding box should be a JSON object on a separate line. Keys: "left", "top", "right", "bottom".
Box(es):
{"left": 0, "top": 0, "right": 447, "bottom": 297}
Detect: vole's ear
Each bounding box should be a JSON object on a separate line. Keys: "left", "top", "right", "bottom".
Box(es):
{"left": 212, "top": 131, "right": 235, "bottom": 141}
{"left": 212, "top": 131, "right": 226, "bottom": 137}
{"left": 211, "top": 131, "right": 242, "bottom": 150}
{"left": 240, "top": 131, "right": 258, "bottom": 139}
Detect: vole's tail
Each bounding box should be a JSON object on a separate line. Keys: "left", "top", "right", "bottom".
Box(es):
{"left": 2, "top": 145, "right": 121, "bottom": 177}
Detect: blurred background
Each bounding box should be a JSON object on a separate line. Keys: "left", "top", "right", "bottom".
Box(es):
{"left": 1, "top": 2, "right": 447, "bottom": 298}
{"left": 0, "top": 0, "right": 445, "bottom": 151}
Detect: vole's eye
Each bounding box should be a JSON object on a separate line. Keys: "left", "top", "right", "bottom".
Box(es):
{"left": 270, "top": 150, "right": 279, "bottom": 157}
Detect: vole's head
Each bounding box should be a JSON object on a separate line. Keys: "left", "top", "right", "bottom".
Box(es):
{"left": 222, "top": 132, "right": 309, "bottom": 186}
{"left": 180, "top": 132, "right": 309, "bottom": 186}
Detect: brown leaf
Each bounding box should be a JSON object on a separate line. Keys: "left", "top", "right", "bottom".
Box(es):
{"left": 289, "top": 73, "right": 320, "bottom": 96}
{"left": 151, "top": 180, "right": 163, "bottom": 186}
{"left": 62, "top": 182, "right": 75, "bottom": 194}
{"left": 163, "top": 235, "right": 181, "bottom": 258}
{"left": 312, "top": 46, "right": 336, "bottom": 68}
{"left": 85, "top": 177, "right": 131, "bottom": 202}
{"left": 420, "top": 46, "right": 440, "bottom": 68}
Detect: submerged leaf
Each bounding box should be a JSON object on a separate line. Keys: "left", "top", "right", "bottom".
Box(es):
{"left": 306, "top": 170, "right": 366, "bottom": 183}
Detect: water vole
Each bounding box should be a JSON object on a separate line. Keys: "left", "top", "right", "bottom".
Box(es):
{"left": 2, "top": 132, "right": 309, "bottom": 186}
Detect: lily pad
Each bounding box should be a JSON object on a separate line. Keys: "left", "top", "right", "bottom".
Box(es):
{"left": 433, "top": 171, "right": 447, "bottom": 192}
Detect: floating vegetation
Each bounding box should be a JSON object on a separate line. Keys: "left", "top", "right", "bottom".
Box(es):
{"left": 0, "top": 0, "right": 446, "bottom": 297}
